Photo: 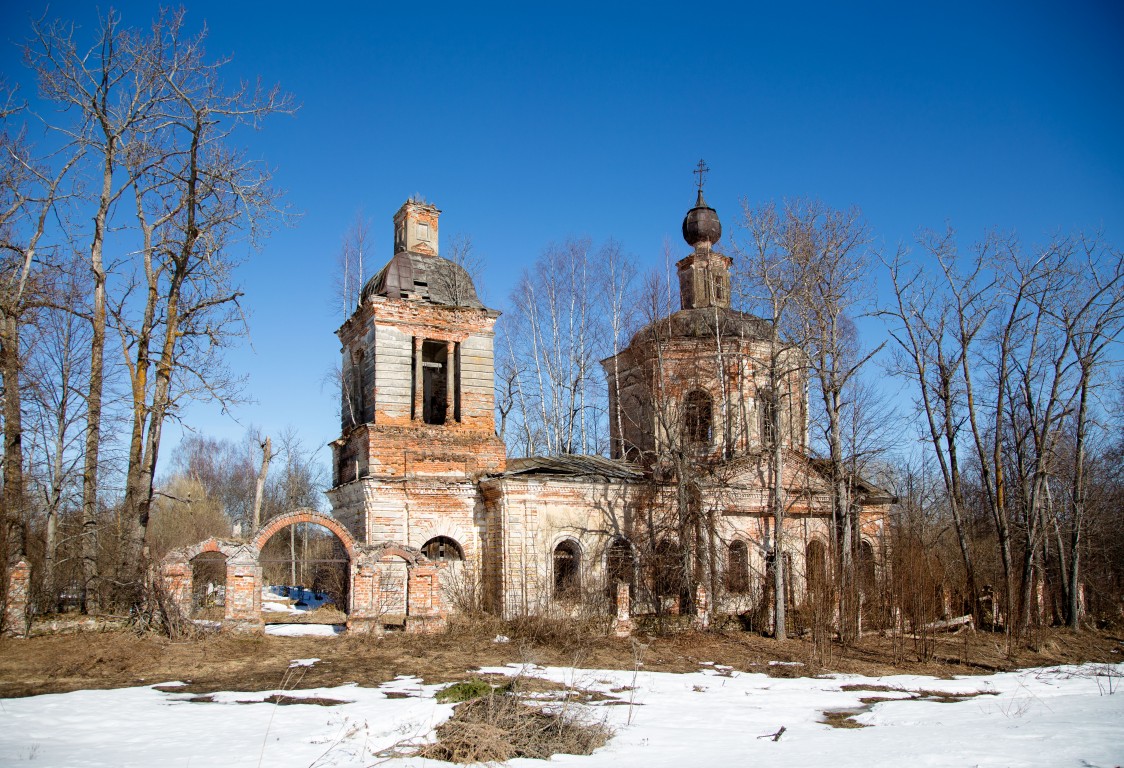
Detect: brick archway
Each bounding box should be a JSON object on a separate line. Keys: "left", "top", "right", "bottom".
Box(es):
{"left": 251, "top": 508, "right": 359, "bottom": 559}
{"left": 159, "top": 509, "right": 445, "bottom": 634}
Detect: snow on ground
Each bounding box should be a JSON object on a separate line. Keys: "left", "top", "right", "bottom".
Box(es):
{"left": 1, "top": 662, "right": 1121, "bottom": 767}
{"left": 264, "top": 623, "right": 344, "bottom": 637}
{"left": 261, "top": 585, "right": 333, "bottom": 614}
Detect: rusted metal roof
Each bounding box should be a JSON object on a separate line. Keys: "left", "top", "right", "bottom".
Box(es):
{"left": 363, "top": 251, "right": 484, "bottom": 308}
{"left": 502, "top": 455, "right": 646, "bottom": 480}
{"left": 629, "top": 307, "right": 774, "bottom": 345}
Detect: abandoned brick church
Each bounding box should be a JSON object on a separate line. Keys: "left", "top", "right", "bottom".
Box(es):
{"left": 325, "top": 190, "right": 892, "bottom": 625}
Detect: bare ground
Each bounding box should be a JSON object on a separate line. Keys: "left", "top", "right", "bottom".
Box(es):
{"left": 0, "top": 615, "right": 1120, "bottom": 699}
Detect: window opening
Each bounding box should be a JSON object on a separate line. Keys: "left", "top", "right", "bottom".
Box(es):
{"left": 422, "top": 340, "right": 448, "bottom": 425}
{"left": 858, "top": 540, "right": 876, "bottom": 595}
{"left": 606, "top": 537, "right": 635, "bottom": 591}
{"left": 760, "top": 391, "right": 777, "bottom": 447}
{"left": 553, "top": 540, "right": 581, "bottom": 598}
{"left": 806, "top": 540, "right": 827, "bottom": 600}
{"left": 422, "top": 536, "right": 464, "bottom": 562}
{"left": 683, "top": 390, "right": 713, "bottom": 449}
{"left": 654, "top": 539, "right": 682, "bottom": 597}
{"left": 727, "top": 540, "right": 749, "bottom": 593}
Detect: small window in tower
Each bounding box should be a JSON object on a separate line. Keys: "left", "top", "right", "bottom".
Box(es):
{"left": 421, "top": 340, "right": 448, "bottom": 425}
{"left": 417, "top": 222, "right": 430, "bottom": 241}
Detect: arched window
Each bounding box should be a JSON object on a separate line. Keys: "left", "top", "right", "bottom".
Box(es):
{"left": 806, "top": 540, "right": 827, "bottom": 600}
{"left": 421, "top": 536, "right": 464, "bottom": 562}
{"left": 654, "top": 539, "right": 682, "bottom": 597}
{"left": 727, "top": 540, "right": 749, "bottom": 593}
{"left": 683, "top": 390, "right": 713, "bottom": 448}
{"left": 553, "top": 540, "right": 581, "bottom": 598}
{"left": 606, "top": 537, "right": 634, "bottom": 589}
{"left": 858, "top": 540, "right": 876, "bottom": 595}
{"left": 759, "top": 391, "right": 777, "bottom": 447}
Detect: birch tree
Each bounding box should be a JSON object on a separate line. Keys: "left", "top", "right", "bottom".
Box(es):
{"left": 733, "top": 200, "right": 814, "bottom": 640}
{"left": 785, "top": 200, "right": 882, "bottom": 642}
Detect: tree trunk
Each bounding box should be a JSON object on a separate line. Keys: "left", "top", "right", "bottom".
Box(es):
{"left": 252, "top": 436, "right": 272, "bottom": 532}
{"left": 1, "top": 312, "right": 25, "bottom": 560}
{"left": 771, "top": 390, "right": 786, "bottom": 640}
{"left": 81, "top": 213, "right": 109, "bottom": 614}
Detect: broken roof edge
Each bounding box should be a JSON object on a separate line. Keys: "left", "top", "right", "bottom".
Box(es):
{"left": 805, "top": 457, "right": 898, "bottom": 505}
{"left": 497, "top": 454, "right": 647, "bottom": 480}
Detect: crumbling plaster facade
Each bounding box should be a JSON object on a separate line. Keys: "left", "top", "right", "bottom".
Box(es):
{"left": 328, "top": 194, "right": 891, "bottom": 622}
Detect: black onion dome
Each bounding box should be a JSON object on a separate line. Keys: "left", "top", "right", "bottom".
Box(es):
{"left": 682, "top": 189, "right": 722, "bottom": 247}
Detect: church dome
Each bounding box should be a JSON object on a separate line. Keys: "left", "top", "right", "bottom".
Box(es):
{"left": 682, "top": 189, "right": 722, "bottom": 248}
{"left": 362, "top": 251, "right": 484, "bottom": 308}
{"left": 630, "top": 307, "right": 773, "bottom": 346}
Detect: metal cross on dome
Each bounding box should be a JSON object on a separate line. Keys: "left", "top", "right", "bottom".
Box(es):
{"left": 694, "top": 159, "right": 710, "bottom": 191}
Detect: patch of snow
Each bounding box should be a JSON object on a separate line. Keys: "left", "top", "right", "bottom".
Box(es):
{"left": 289, "top": 658, "right": 320, "bottom": 668}
{"left": 493, "top": 634, "right": 510, "bottom": 643}
{"left": 260, "top": 585, "right": 334, "bottom": 613}
{"left": 1, "top": 663, "right": 1121, "bottom": 767}
{"left": 264, "top": 624, "right": 344, "bottom": 637}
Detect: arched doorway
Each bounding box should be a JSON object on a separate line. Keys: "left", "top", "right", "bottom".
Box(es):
{"left": 248, "top": 509, "right": 360, "bottom": 630}
{"left": 258, "top": 521, "right": 349, "bottom": 627}
{"left": 190, "top": 550, "right": 227, "bottom": 620}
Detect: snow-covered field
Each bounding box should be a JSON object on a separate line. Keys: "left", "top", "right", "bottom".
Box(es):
{"left": 1, "top": 660, "right": 1121, "bottom": 767}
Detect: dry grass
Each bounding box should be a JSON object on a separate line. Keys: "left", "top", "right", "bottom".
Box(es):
{"left": 0, "top": 619, "right": 1120, "bottom": 699}
{"left": 414, "top": 691, "right": 612, "bottom": 763}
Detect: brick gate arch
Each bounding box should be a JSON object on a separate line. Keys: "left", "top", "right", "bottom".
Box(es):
{"left": 159, "top": 509, "right": 446, "bottom": 634}
{"left": 252, "top": 508, "right": 359, "bottom": 558}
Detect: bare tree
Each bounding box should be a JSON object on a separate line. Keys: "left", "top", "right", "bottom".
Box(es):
{"left": 25, "top": 9, "right": 174, "bottom": 611}
{"left": 505, "top": 238, "right": 609, "bottom": 456}
{"left": 251, "top": 435, "right": 273, "bottom": 533}
{"left": 882, "top": 235, "right": 986, "bottom": 623}
{"left": 785, "top": 200, "right": 882, "bottom": 642}
{"left": 333, "top": 212, "right": 372, "bottom": 321}
{"left": 733, "top": 200, "right": 815, "bottom": 640}
{"left": 0, "top": 93, "right": 79, "bottom": 579}
{"left": 23, "top": 263, "right": 91, "bottom": 602}
{"left": 885, "top": 229, "right": 1124, "bottom": 639}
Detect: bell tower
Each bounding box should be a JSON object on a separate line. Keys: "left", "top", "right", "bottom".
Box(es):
{"left": 677, "top": 160, "right": 732, "bottom": 310}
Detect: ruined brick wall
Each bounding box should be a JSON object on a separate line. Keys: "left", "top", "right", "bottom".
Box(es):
{"left": 481, "top": 476, "right": 639, "bottom": 618}
{"left": 2, "top": 559, "right": 31, "bottom": 638}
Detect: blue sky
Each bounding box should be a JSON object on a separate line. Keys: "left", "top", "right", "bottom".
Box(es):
{"left": 3, "top": 1, "right": 1123, "bottom": 474}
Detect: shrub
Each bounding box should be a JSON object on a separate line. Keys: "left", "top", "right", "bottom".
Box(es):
{"left": 436, "top": 678, "right": 496, "bottom": 704}
{"left": 419, "top": 690, "right": 612, "bottom": 763}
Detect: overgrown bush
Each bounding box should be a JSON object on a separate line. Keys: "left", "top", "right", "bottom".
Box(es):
{"left": 418, "top": 689, "right": 612, "bottom": 763}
